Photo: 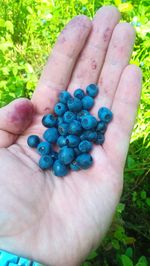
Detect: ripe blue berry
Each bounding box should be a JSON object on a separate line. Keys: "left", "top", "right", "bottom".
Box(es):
{"left": 51, "top": 151, "right": 58, "bottom": 161}
{"left": 54, "top": 102, "right": 67, "bottom": 116}
{"left": 86, "top": 84, "right": 98, "bottom": 98}
{"left": 43, "top": 127, "right": 59, "bottom": 143}
{"left": 39, "top": 155, "right": 53, "bottom": 170}
{"left": 79, "top": 140, "right": 93, "bottom": 153}
{"left": 59, "top": 91, "right": 71, "bottom": 104}
{"left": 68, "top": 120, "right": 83, "bottom": 135}
{"left": 53, "top": 160, "right": 69, "bottom": 177}
{"left": 58, "top": 123, "right": 69, "bottom": 136}
{"left": 81, "top": 115, "right": 97, "bottom": 130}
{"left": 74, "top": 88, "right": 85, "bottom": 99}
{"left": 27, "top": 135, "right": 40, "bottom": 148}
{"left": 58, "top": 146, "right": 75, "bottom": 165}
{"left": 42, "top": 114, "right": 57, "bottom": 128}
{"left": 57, "top": 117, "right": 64, "bottom": 124}
{"left": 37, "top": 142, "right": 52, "bottom": 155}
{"left": 82, "top": 96, "right": 94, "bottom": 110}
{"left": 95, "top": 132, "right": 105, "bottom": 145}
{"left": 70, "top": 160, "right": 80, "bottom": 171}
{"left": 74, "top": 147, "right": 81, "bottom": 156}
{"left": 96, "top": 121, "right": 107, "bottom": 133}
{"left": 57, "top": 136, "right": 66, "bottom": 147}
{"left": 77, "top": 110, "right": 89, "bottom": 121}
{"left": 98, "top": 107, "right": 113, "bottom": 123}
{"left": 76, "top": 153, "right": 93, "bottom": 169}
{"left": 82, "top": 130, "right": 97, "bottom": 142}
{"left": 66, "top": 135, "right": 80, "bottom": 147}
{"left": 63, "top": 111, "right": 76, "bottom": 123}
{"left": 67, "top": 97, "right": 82, "bottom": 112}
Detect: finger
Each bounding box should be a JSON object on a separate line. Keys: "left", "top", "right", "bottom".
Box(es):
{"left": 0, "top": 98, "right": 34, "bottom": 147}
{"left": 31, "top": 15, "right": 92, "bottom": 115}
{"left": 68, "top": 6, "right": 120, "bottom": 91}
{"left": 104, "top": 65, "right": 142, "bottom": 169}
{"left": 93, "top": 23, "right": 135, "bottom": 114}
{"left": 0, "top": 130, "right": 17, "bottom": 148}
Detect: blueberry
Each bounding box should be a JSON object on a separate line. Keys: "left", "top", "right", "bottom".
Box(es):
{"left": 77, "top": 110, "right": 89, "bottom": 121}
{"left": 43, "top": 127, "right": 59, "bottom": 143}
{"left": 37, "top": 142, "right": 52, "bottom": 155}
{"left": 42, "top": 114, "right": 57, "bottom": 128}
{"left": 57, "top": 136, "right": 66, "bottom": 147}
{"left": 81, "top": 115, "right": 97, "bottom": 130}
{"left": 95, "top": 132, "right": 105, "bottom": 145}
{"left": 53, "top": 160, "right": 69, "bottom": 177}
{"left": 65, "top": 135, "right": 80, "bottom": 147}
{"left": 54, "top": 102, "right": 67, "bottom": 116}
{"left": 82, "top": 96, "right": 94, "bottom": 110}
{"left": 79, "top": 140, "right": 93, "bottom": 153}
{"left": 58, "top": 123, "right": 69, "bottom": 136}
{"left": 76, "top": 153, "right": 93, "bottom": 169}
{"left": 86, "top": 131, "right": 97, "bottom": 142}
{"left": 57, "top": 117, "right": 64, "bottom": 125}
{"left": 39, "top": 155, "right": 53, "bottom": 170}
{"left": 27, "top": 135, "right": 40, "bottom": 148}
{"left": 70, "top": 160, "right": 80, "bottom": 171}
{"left": 74, "top": 147, "right": 81, "bottom": 156}
{"left": 51, "top": 151, "right": 58, "bottom": 161}
{"left": 67, "top": 97, "right": 82, "bottom": 112}
{"left": 68, "top": 120, "right": 83, "bottom": 135}
{"left": 98, "top": 107, "right": 113, "bottom": 123}
{"left": 96, "top": 121, "right": 107, "bottom": 133}
{"left": 59, "top": 91, "right": 71, "bottom": 104}
{"left": 74, "top": 88, "right": 85, "bottom": 99}
{"left": 86, "top": 84, "right": 98, "bottom": 98}
{"left": 80, "top": 133, "right": 86, "bottom": 141}
{"left": 58, "top": 146, "right": 75, "bottom": 165}
{"left": 63, "top": 111, "right": 76, "bottom": 123}
{"left": 80, "top": 130, "right": 97, "bottom": 142}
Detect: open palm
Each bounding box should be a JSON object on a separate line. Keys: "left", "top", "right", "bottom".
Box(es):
{"left": 0, "top": 6, "right": 142, "bottom": 266}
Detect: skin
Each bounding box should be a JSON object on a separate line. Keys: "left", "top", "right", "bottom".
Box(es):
{"left": 0, "top": 6, "right": 142, "bottom": 266}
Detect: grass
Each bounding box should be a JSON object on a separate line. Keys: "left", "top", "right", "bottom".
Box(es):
{"left": 0, "top": 0, "right": 150, "bottom": 265}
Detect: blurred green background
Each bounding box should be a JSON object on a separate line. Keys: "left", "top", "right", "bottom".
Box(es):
{"left": 0, "top": 0, "right": 150, "bottom": 265}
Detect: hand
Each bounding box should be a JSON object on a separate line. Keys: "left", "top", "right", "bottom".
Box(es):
{"left": 0, "top": 6, "right": 142, "bottom": 266}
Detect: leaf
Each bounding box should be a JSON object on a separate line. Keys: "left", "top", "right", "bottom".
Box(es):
{"left": 87, "top": 250, "right": 98, "bottom": 260}
{"left": 146, "top": 198, "right": 150, "bottom": 207}
{"left": 0, "top": 81, "right": 7, "bottom": 89}
{"left": 118, "top": 3, "right": 133, "bottom": 12}
{"left": 0, "top": 41, "right": 13, "bottom": 51}
{"left": 114, "top": 0, "right": 121, "bottom": 6}
{"left": 82, "top": 262, "right": 92, "bottom": 266}
{"left": 127, "top": 155, "right": 136, "bottom": 169}
{"left": 27, "top": 6, "right": 33, "bottom": 14}
{"left": 79, "top": 0, "right": 88, "bottom": 4}
{"left": 140, "top": 190, "right": 147, "bottom": 200}
{"left": 121, "top": 255, "right": 133, "bottom": 266}
{"left": 125, "top": 237, "right": 136, "bottom": 245}
{"left": 117, "top": 203, "right": 125, "bottom": 214}
{"left": 114, "top": 226, "right": 125, "bottom": 241}
{"left": 5, "top": 20, "right": 14, "bottom": 34}
{"left": 0, "top": 18, "right": 5, "bottom": 27}
{"left": 111, "top": 239, "right": 120, "bottom": 250}
{"left": 125, "top": 247, "right": 133, "bottom": 259}
{"left": 25, "top": 63, "right": 33, "bottom": 73}
{"left": 135, "top": 256, "right": 148, "bottom": 266}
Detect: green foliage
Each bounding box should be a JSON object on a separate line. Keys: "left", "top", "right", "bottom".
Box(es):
{"left": 0, "top": 0, "right": 149, "bottom": 265}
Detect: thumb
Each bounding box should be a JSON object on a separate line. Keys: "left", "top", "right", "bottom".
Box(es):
{"left": 0, "top": 98, "right": 34, "bottom": 148}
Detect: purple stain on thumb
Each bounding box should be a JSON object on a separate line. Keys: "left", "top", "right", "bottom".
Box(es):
{"left": 7, "top": 99, "right": 34, "bottom": 133}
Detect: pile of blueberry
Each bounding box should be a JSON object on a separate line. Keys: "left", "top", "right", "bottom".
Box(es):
{"left": 27, "top": 84, "right": 113, "bottom": 177}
